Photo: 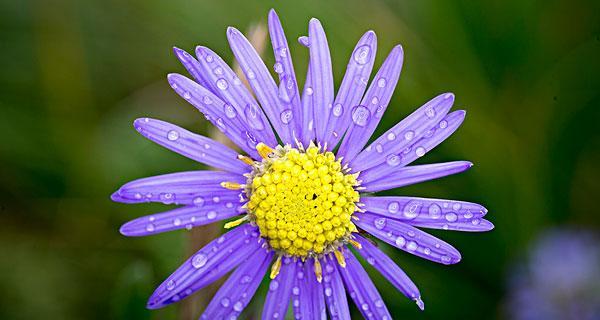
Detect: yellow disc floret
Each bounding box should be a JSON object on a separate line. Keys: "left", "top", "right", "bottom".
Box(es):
{"left": 245, "top": 144, "right": 360, "bottom": 257}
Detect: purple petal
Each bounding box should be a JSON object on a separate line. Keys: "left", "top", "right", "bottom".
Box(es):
{"left": 338, "top": 250, "right": 392, "bottom": 319}
{"left": 361, "top": 196, "right": 493, "bottom": 232}
{"left": 146, "top": 224, "right": 262, "bottom": 309}
{"left": 354, "top": 234, "right": 421, "bottom": 304}
{"left": 324, "top": 31, "right": 377, "bottom": 149}
{"left": 293, "top": 258, "right": 326, "bottom": 319}
{"left": 322, "top": 254, "right": 351, "bottom": 319}
{"left": 337, "top": 45, "right": 404, "bottom": 163}
{"left": 350, "top": 93, "right": 455, "bottom": 172}
{"left": 307, "top": 18, "right": 334, "bottom": 144}
{"left": 110, "top": 171, "right": 244, "bottom": 205}
{"left": 354, "top": 212, "right": 462, "bottom": 265}
{"left": 172, "top": 47, "right": 212, "bottom": 92}
{"left": 227, "top": 27, "right": 294, "bottom": 144}
{"left": 201, "top": 248, "right": 273, "bottom": 319}
{"left": 133, "top": 118, "right": 248, "bottom": 174}
{"left": 298, "top": 35, "right": 315, "bottom": 146}
{"left": 361, "top": 161, "right": 473, "bottom": 192}
{"left": 167, "top": 73, "right": 262, "bottom": 158}
{"left": 268, "top": 9, "right": 302, "bottom": 142}
{"left": 119, "top": 203, "right": 244, "bottom": 237}
{"left": 262, "top": 257, "right": 296, "bottom": 320}
{"left": 194, "top": 46, "right": 278, "bottom": 147}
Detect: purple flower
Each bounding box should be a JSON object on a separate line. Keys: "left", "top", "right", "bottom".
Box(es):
{"left": 112, "top": 9, "right": 493, "bottom": 319}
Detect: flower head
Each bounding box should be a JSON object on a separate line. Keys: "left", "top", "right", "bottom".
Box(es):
{"left": 112, "top": 9, "right": 493, "bottom": 319}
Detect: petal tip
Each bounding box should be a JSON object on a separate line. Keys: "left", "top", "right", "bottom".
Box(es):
{"left": 415, "top": 297, "right": 425, "bottom": 311}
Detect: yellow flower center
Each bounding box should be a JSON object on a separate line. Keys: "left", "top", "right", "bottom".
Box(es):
{"left": 245, "top": 145, "right": 360, "bottom": 257}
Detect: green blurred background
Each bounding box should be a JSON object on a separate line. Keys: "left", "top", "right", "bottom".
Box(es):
{"left": 1, "top": 0, "right": 598, "bottom": 319}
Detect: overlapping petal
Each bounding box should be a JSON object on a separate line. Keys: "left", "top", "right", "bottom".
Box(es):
{"left": 350, "top": 93, "right": 455, "bottom": 172}
{"left": 133, "top": 118, "right": 248, "bottom": 174}
{"left": 227, "top": 27, "right": 295, "bottom": 144}
{"left": 338, "top": 250, "right": 392, "bottom": 319}
{"left": 324, "top": 31, "right": 377, "bottom": 149}
{"left": 147, "top": 224, "right": 262, "bottom": 309}
{"left": 362, "top": 196, "right": 493, "bottom": 232}
{"left": 355, "top": 212, "right": 462, "bottom": 264}
{"left": 337, "top": 45, "right": 404, "bottom": 163}
{"left": 322, "top": 254, "right": 351, "bottom": 319}
{"left": 201, "top": 248, "right": 272, "bottom": 319}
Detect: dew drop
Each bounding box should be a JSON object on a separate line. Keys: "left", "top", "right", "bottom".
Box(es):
{"left": 324, "top": 287, "right": 332, "bottom": 297}
{"left": 428, "top": 204, "right": 442, "bottom": 219}
{"left": 213, "top": 67, "right": 223, "bottom": 75}
{"left": 351, "top": 106, "right": 370, "bottom": 127}
{"left": 183, "top": 91, "right": 191, "bottom": 100}
{"left": 452, "top": 203, "right": 461, "bottom": 211}
{"left": 386, "top": 132, "right": 396, "bottom": 141}
{"left": 305, "top": 87, "right": 313, "bottom": 95}
{"left": 425, "top": 107, "right": 435, "bottom": 118}
{"left": 404, "top": 130, "right": 414, "bottom": 141}
{"left": 371, "top": 96, "right": 379, "bottom": 105}
{"left": 146, "top": 224, "right": 155, "bottom": 232}
{"left": 395, "top": 236, "right": 406, "bottom": 247}
{"left": 193, "top": 197, "right": 205, "bottom": 207}
{"left": 464, "top": 211, "right": 473, "bottom": 219}
{"left": 224, "top": 104, "right": 237, "bottom": 119}
{"left": 292, "top": 286, "right": 300, "bottom": 295}
{"left": 375, "top": 299, "right": 384, "bottom": 308}
{"left": 415, "top": 147, "right": 426, "bottom": 157}
{"left": 441, "top": 255, "right": 452, "bottom": 264}
{"left": 353, "top": 45, "right": 371, "bottom": 65}
{"left": 269, "top": 280, "right": 279, "bottom": 291}
{"left": 332, "top": 103, "right": 343, "bottom": 117}
{"left": 406, "top": 241, "right": 418, "bottom": 251}
{"left": 207, "top": 211, "right": 217, "bottom": 219}
{"left": 375, "top": 144, "right": 383, "bottom": 153}
{"left": 361, "top": 303, "right": 369, "bottom": 311}
{"left": 471, "top": 219, "right": 481, "bottom": 225}
{"left": 246, "top": 70, "right": 255, "bottom": 79}
{"left": 386, "top": 154, "right": 401, "bottom": 166}
{"left": 167, "top": 130, "right": 179, "bottom": 141}
{"left": 233, "top": 77, "right": 242, "bottom": 86}
{"left": 166, "top": 280, "right": 176, "bottom": 290}
{"left": 241, "top": 275, "right": 252, "bottom": 284}
{"left": 213, "top": 196, "right": 220, "bottom": 203}
{"left": 221, "top": 298, "right": 230, "bottom": 307}
{"left": 173, "top": 218, "right": 181, "bottom": 226}
{"left": 445, "top": 212, "right": 458, "bottom": 222}
{"left": 439, "top": 120, "right": 448, "bottom": 129}
{"left": 279, "top": 47, "right": 288, "bottom": 57}
{"left": 387, "top": 201, "right": 400, "bottom": 213}
{"left": 203, "top": 96, "right": 213, "bottom": 104}
{"left": 424, "top": 248, "right": 431, "bottom": 255}
{"left": 377, "top": 78, "right": 387, "bottom": 88}
{"left": 205, "top": 55, "right": 214, "bottom": 63}
{"left": 403, "top": 201, "right": 421, "bottom": 219}
{"left": 280, "top": 109, "right": 293, "bottom": 124}
{"left": 233, "top": 301, "right": 243, "bottom": 312}
{"left": 374, "top": 217, "right": 386, "bottom": 230}
{"left": 192, "top": 253, "right": 208, "bottom": 268}
{"left": 273, "top": 62, "right": 283, "bottom": 74}
{"left": 216, "top": 78, "right": 229, "bottom": 90}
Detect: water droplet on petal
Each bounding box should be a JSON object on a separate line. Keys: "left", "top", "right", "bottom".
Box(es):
{"left": 353, "top": 45, "right": 371, "bottom": 65}
{"left": 167, "top": 130, "right": 179, "bottom": 141}
{"left": 361, "top": 303, "right": 369, "bottom": 311}
{"left": 279, "top": 47, "right": 288, "bottom": 57}
{"left": 213, "top": 67, "right": 223, "bottom": 75}
{"left": 207, "top": 211, "right": 217, "bottom": 219}
{"left": 445, "top": 212, "right": 458, "bottom": 222}
{"left": 375, "top": 299, "right": 384, "bottom": 308}
{"left": 425, "top": 107, "right": 435, "bottom": 118}
{"left": 216, "top": 78, "right": 229, "bottom": 90}
{"left": 233, "top": 301, "right": 243, "bottom": 312}
{"left": 305, "top": 87, "right": 313, "bottom": 95}
{"left": 428, "top": 204, "right": 441, "bottom": 218}
{"left": 269, "top": 280, "right": 279, "bottom": 291}
{"left": 246, "top": 70, "right": 255, "bottom": 79}
{"left": 404, "top": 131, "right": 414, "bottom": 140}
{"left": 332, "top": 103, "right": 343, "bottom": 117}
{"left": 193, "top": 197, "right": 205, "bottom": 207}
{"left": 205, "top": 55, "right": 214, "bottom": 63}
{"left": 166, "top": 280, "right": 176, "bottom": 290}
{"left": 387, "top": 132, "right": 396, "bottom": 141}
{"left": 452, "top": 203, "right": 461, "bottom": 211}
{"left": 377, "top": 78, "right": 387, "bottom": 87}
{"left": 203, "top": 96, "right": 213, "bottom": 104}
{"left": 173, "top": 218, "right": 181, "bottom": 226}
{"left": 387, "top": 201, "right": 399, "bottom": 213}
{"left": 403, "top": 201, "right": 421, "bottom": 219}
{"left": 415, "top": 147, "right": 426, "bottom": 157}
{"left": 386, "top": 154, "right": 401, "bottom": 166}
{"left": 439, "top": 120, "right": 448, "bottom": 129}
{"left": 273, "top": 62, "right": 283, "bottom": 74}
{"left": 374, "top": 218, "right": 386, "bottom": 230}
{"left": 221, "top": 298, "right": 230, "bottom": 307}
{"left": 324, "top": 287, "right": 332, "bottom": 297}
{"left": 395, "top": 236, "right": 406, "bottom": 247}
{"left": 183, "top": 91, "right": 191, "bottom": 100}
{"left": 351, "top": 106, "right": 370, "bottom": 127}
{"left": 192, "top": 253, "right": 208, "bottom": 268}
{"left": 146, "top": 224, "right": 155, "bottom": 232}
{"left": 406, "top": 241, "right": 418, "bottom": 251}
{"left": 280, "top": 109, "right": 293, "bottom": 124}
{"left": 224, "top": 104, "right": 237, "bottom": 119}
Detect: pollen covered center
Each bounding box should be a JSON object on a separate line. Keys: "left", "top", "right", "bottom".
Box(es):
{"left": 246, "top": 145, "right": 359, "bottom": 257}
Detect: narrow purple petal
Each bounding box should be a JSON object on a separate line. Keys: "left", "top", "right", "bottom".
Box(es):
{"left": 354, "top": 234, "right": 422, "bottom": 305}
{"left": 172, "top": 47, "right": 212, "bottom": 91}
{"left": 324, "top": 31, "right": 377, "bottom": 149}
{"left": 357, "top": 110, "right": 465, "bottom": 181}
{"left": 361, "top": 161, "right": 473, "bottom": 192}
{"left": 262, "top": 257, "right": 296, "bottom": 320}
{"left": 299, "top": 35, "right": 315, "bottom": 146}
{"left": 146, "top": 224, "right": 262, "bottom": 309}
{"left": 167, "top": 73, "right": 262, "bottom": 158}
{"left": 268, "top": 9, "right": 302, "bottom": 142}
{"left": 322, "top": 254, "right": 351, "bottom": 319}
{"left": 201, "top": 248, "right": 273, "bottom": 319}
{"left": 194, "top": 46, "right": 278, "bottom": 147}
{"left": 361, "top": 196, "right": 493, "bottom": 232}
{"left": 227, "top": 27, "right": 294, "bottom": 144}
{"left": 338, "top": 250, "right": 392, "bottom": 319}
{"left": 337, "top": 45, "right": 404, "bottom": 163}
{"left": 355, "top": 212, "right": 462, "bottom": 265}
{"left": 111, "top": 171, "right": 244, "bottom": 205}
{"left": 350, "top": 93, "right": 455, "bottom": 172}
{"left": 307, "top": 18, "right": 334, "bottom": 144}
{"left": 294, "top": 258, "right": 327, "bottom": 319}
{"left": 119, "top": 203, "right": 244, "bottom": 237}
{"left": 133, "top": 118, "right": 249, "bottom": 174}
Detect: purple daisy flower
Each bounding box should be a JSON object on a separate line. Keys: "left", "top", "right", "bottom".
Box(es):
{"left": 112, "top": 9, "right": 493, "bottom": 319}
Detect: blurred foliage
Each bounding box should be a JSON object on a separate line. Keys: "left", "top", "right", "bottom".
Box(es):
{"left": 0, "top": 0, "right": 598, "bottom": 319}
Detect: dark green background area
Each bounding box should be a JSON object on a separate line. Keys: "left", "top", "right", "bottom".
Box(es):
{"left": 0, "top": 0, "right": 598, "bottom": 319}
